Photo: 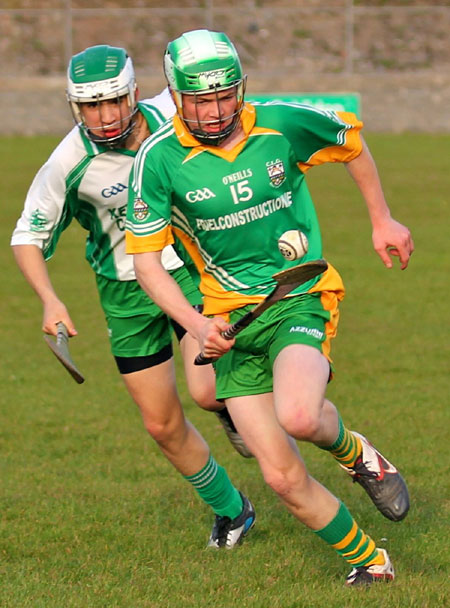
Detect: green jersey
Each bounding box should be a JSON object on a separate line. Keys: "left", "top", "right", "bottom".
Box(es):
{"left": 126, "top": 102, "right": 362, "bottom": 314}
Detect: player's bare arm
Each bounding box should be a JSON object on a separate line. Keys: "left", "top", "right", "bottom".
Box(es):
{"left": 345, "top": 137, "right": 414, "bottom": 270}
{"left": 133, "top": 251, "right": 234, "bottom": 358}
{"left": 12, "top": 244, "right": 77, "bottom": 336}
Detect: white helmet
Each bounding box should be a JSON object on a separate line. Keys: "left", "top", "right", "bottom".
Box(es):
{"left": 66, "top": 44, "right": 138, "bottom": 147}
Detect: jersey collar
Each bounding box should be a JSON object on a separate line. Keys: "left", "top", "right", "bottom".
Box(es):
{"left": 79, "top": 127, "right": 101, "bottom": 156}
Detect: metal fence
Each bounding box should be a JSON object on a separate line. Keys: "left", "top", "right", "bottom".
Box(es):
{"left": 1, "top": 1, "right": 449, "bottom": 77}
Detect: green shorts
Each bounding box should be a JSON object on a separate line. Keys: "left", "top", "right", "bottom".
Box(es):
{"left": 96, "top": 266, "right": 202, "bottom": 358}
{"left": 214, "top": 292, "right": 340, "bottom": 400}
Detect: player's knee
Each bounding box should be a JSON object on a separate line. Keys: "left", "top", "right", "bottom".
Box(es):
{"left": 279, "top": 409, "right": 321, "bottom": 441}
{"left": 262, "top": 463, "right": 309, "bottom": 499}
{"left": 142, "top": 417, "right": 176, "bottom": 445}
{"left": 187, "top": 381, "right": 218, "bottom": 411}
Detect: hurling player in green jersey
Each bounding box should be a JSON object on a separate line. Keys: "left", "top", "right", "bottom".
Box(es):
{"left": 126, "top": 30, "right": 414, "bottom": 582}
{"left": 11, "top": 44, "right": 257, "bottom": 549}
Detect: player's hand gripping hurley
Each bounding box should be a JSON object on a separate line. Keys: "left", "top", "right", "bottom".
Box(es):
{"left": 43, "top": 322, "right": 85, "bottom": 384}
{"left": 194, "top": 259, "right": 328, "bottom": 366}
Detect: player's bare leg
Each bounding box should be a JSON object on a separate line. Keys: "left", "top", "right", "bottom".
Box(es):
{"left": 272, "top": 344, "right": 339, "bottom": 444}
{"left": 121, "top": 357, "right": 255, "bottom": 547}
{"left": 273, "top": 343, "right": 409, "bottom": 521}
{"left": 227, "top": 392, "right": 393, "bottom": 581}
{"left": 121, "top": 357, "right": 209, "bottom": 475}
{"left": 227, "top": 392, "right": 338, "bottom": 527}
{"left": 179, "top": 332, "right": 253, "bottom": 457}
{"left": 179, "top": 332, "right": 218, "bottom": 411}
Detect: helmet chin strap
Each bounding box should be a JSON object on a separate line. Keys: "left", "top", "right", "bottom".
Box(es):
{"left": 190, "top": 118, "right": 239, "bottom": 146}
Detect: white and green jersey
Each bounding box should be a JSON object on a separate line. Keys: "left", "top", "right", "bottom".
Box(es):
{"left": 11, "top": 88, "right": 181, "bottom": 281}
{"left": 126, "top": 102, "right": 363, "bottom": 314}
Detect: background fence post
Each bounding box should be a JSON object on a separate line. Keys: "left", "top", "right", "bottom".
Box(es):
{"left": 64, "top": 0, "right": 73, "bottom": 67}
{"left": 345, "top": 0, "right": 354, "bottom": 74}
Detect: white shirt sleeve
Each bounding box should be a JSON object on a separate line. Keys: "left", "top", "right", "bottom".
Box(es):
{"left": 10, "top": 129, "right": 81, "bottom": 253}
{"left": 144, "top": 87, "right": 176, "bottom": 119}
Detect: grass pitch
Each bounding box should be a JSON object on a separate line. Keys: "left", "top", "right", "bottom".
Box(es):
{"left": 0, "top": 134, "right": 448, "bottom": 607}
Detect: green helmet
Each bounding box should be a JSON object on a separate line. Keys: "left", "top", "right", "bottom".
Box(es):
{"left": 66, "top": 45, "right": 137, "bottom": 147}
{"left": 164, "top": 30, "right": 246, "bottom": 145}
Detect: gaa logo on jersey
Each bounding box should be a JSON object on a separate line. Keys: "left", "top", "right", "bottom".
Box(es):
{"left": 102, "top": 182, "right": 127, "bottom": 198}
{"left": 185, "top": 188, "right": 216, "bottom": 203}
{"left": 266, "top": 159, "right": 286, "bottom": 188}
{"left": 133, "top": 198, "right": 150, "bottom": 222}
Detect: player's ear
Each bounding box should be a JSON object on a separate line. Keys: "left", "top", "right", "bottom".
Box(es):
{"left": 135, "top": 86, "right": 140, "bottom": 102}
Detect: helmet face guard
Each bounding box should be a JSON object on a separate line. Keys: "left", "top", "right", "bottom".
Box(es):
{"left": 66, "top": 45, "right": 138, "bottom": 147}
{"left": 178, "top": 79, "right": 246, "bottom": 146}
{"left": 164, "top": 30, "right": 246, "bottom": 145}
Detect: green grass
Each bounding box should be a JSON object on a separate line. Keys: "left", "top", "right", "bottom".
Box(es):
{"left": 1, "top": 134, "right": 449, "bottom": 607}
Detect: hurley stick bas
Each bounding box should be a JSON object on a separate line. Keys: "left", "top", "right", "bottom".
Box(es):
{"left": 194, "top": 258, "right": 328, "bottom": 366}
{"left": 43, "top": 322, "right": 85, "bottom": 384}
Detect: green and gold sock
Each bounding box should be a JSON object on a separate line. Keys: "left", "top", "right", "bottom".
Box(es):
{"left": 184, "top": 453, "right": 243, "bottom": 518}
{"left": 320, "top": 415, "right": 362, "bottom": 468}
{"left": 314, "top": 501, "right": 385, "bottom": 568}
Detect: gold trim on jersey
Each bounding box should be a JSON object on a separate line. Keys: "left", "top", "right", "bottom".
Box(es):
{"left": 298, "top": 111, "right": 363, "bottom": 173}
{"left": 309, "top": 263, "right": 345, "bottom": 300}
{"left": 125, "top": 225, "right": 173, "bottom": 253}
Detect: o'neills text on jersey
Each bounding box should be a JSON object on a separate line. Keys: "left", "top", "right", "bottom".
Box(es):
{"left": 222, "top": 169, "right": 253, "bottom": 185}
{"left": 196, "top": 191, "right": 293, "bottom": 231}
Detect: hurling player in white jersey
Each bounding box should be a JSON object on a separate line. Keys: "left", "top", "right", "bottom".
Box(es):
{"left": 11, "top": 45, "right": 256, "bottom": 549}
{"left": 126, "top": 30, "right": 414, "bottom": 583}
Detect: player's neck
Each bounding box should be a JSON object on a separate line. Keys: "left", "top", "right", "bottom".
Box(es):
{"left": 219, "top": 123, "right": 246, "bottom": 151}
{"left": 124, "top": 111, "right": 150, "bottom": 151}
